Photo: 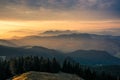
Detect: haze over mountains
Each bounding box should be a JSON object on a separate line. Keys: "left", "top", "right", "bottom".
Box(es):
{"left": 1, "top": 30, "right": 119, "bottom": 58}
{"left": 0, "top": 0, "right": 119, "bottom": 79}
{"left": 0, "top": 39, "right": 16, "bottom": 47}
{"left": 0, "top": 44, "right": 120, "bottom": 66}
{"left": 41, "top": 30, "right": 78, "bottom": 36}
{"left": 0, "top": 30, "right": 120, "bottom": 58}
{"left": 97, "top": 28, "right": 120, "bottom": 36}
{"left": 1, "top": 30, "right": 120, "bottom": 77}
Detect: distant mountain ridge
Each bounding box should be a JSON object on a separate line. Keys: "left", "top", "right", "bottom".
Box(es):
{"left": 0, "top": 45, "right": 120, "bottom": 65}
{"left": 0, "top": 45, "right": 64, "bottom": 60}
{"left": 68, "top": 50, "right": 120, "bottom": 65}
{"left": 0, "top": 32, "right": 120, "bottom": 57}
{"left": 42, "top": 30, "right": 77, "bottom": 35}
{"left": 12, "top": 33, "right": 120, "bottom": 57}
{"left": 0, "top": 39, "right": 16, "bottom": 47}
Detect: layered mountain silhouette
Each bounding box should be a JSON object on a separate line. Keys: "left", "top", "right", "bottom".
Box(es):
{"left": 42, "top": 30, "right": 76, "bottom": 35}
{"left": 5, "top": 33, "right": 120, "bottom": 58}
{"left": 0, "top": 31, "right": 120, "bottom": 58}
{"left": 0, "top": 45, "right": 120, "bottom": 65}
{"left": 0, "top": 46, "right": 64, "bottom": 60}
{"left": 0, "top": 39, "right": 16, "bottom": 47}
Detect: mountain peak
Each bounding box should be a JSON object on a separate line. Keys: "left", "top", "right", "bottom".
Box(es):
{"left": 42, "top": 30, "right": 77, "bottom": 34}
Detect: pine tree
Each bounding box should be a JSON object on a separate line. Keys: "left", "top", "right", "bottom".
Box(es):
{"left": 51, "top": 57, "right": 60, "bottom": 73}
{"left": 62, "top": 59, "right": 67, "bottom": 73}
{"left": 33, "top": 56, "right": 40, "bottom": 71}
{"left": 9, "top": 58, "right": 18, "bottom": 75}
{"left": 84, "top": 68, "right": 92, "bottom": 80}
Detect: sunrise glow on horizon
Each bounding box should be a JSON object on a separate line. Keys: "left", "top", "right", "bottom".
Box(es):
{"left": 0, "top": 20, "right": 120, "bottom": 39}
{"left": 0, "top": 0, "right": 120, "bottom": 39}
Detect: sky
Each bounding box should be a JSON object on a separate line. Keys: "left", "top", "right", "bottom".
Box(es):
{"left": 0, "top": 0, "right": 120, "bottom": 39}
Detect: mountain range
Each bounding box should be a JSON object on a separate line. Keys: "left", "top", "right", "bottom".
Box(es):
{"left": 0, "top": 31, "right": 120, "bottom": 66}
{"left": 0, "top": 45, "right": 120, "bottom": 66}
{"left": 4, "top": 32, "right": 120, "bottom": 58}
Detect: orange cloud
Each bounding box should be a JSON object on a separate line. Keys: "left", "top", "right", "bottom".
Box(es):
{"left": 0, "top": 20, "right": 120, "bottom": 39}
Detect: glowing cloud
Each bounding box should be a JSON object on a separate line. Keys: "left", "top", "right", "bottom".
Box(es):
{"left": 0, "top": 0, "right": 120, "bottom": 39}
{"left": 0, "top": 0, "right": 119, "bottom": 20}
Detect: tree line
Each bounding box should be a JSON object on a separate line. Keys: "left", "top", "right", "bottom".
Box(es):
{"left": 0, "top": 56, "right": 119, "bottom": 80}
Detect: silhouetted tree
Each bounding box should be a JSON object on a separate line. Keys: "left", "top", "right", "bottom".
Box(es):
{"left": 0, "top": 56, "right": 118, "bottom": 80}
{"left": 51, "top": 57, "right": 60, "bottom": 73}
{"left": 84, "top": 68, "right": 92, "bottom": 80}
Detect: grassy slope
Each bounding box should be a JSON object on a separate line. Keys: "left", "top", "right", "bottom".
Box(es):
{"left": 12, "top": 71, "right": 84, "bottom": 80}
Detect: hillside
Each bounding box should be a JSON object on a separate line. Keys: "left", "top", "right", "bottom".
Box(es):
{"left": 12, "top": 71, "right": 84, "bottom": 80}
{"left": 68, "top": 50, "right": 120, "bottom": 65}
{"left": 0, "top": 39, "right": 16, "bottom": 47}
{"left": 1, "top": 33, "right": 120, "bottom": 57}
{"left": 0, "top": 46, "right": 64, "bottom": 60}
{"left": 9, "top": 33, "right": 120, "bottom": 57}
{"left": 0, "top": 45, "right": 120, "bottom": 65}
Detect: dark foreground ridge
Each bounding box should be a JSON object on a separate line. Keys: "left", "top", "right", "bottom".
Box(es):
{"left": 0, "top": 56, "right": 119, "bottom": 80}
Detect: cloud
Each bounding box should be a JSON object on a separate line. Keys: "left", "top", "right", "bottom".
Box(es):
{"left": 0, "top": 0, "right": 120, "bottom": 20}
{"left": 97, "top": 28, "right": 120, "bottom": 36}
{"left": 0, "top": 29, "right": 41, "bottom": 39}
